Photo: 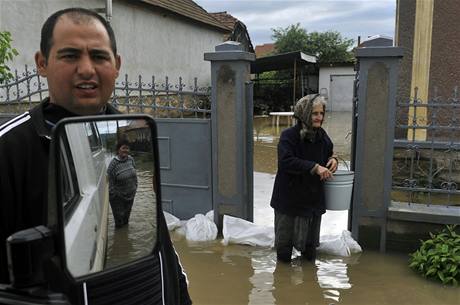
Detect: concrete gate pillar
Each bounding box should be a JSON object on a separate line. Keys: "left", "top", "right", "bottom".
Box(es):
{"left": 352, "top": 47, "right": 403, "bottom": 251}
{"left": 204, "top": 42, "right": 256, "bottom": 231}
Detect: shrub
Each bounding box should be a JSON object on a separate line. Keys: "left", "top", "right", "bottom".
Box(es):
{"left": 0, "top": 31, "right": 19, "bottom": 83}
{"left": 409, "top": 225, "right": 459, "bottom": 286}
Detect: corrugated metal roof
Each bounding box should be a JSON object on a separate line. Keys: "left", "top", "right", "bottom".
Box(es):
{"left": 140, "top": 0, "right": 231, "bottom": 32}
{"left": 251, "top": 51, "right": 317, "bottom": 74}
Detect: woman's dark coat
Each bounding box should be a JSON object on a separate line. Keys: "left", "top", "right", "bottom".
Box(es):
{"left": 270, "top": 123, "right": 334, "bottom": 217}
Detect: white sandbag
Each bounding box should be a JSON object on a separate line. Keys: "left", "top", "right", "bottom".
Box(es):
{"left": 185, "top": 214, "right": 218, "bottom": 241}
{"left": 342, "top": 230, "right": 362, "bottom": 254}
{"left": 205, "top": 210, "right": 214, "bottom": 221}
{"left": 317, "top": 234, "right": 350, "bottom": 256}
{"left": 163, "top": 211, "right": 181, "bottom": 231}
{"left": 317, "top": 230, "right": 362, "bottom": 257}
{"left": 222, "top": 215, "right": 274, "bottom": 247}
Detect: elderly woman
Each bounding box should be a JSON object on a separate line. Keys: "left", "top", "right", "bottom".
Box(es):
{"left": 270, "top": 94, "right": 338, "bottom": 262}
{"left": 107, "top": 139, "right": 138, "bottom": 228}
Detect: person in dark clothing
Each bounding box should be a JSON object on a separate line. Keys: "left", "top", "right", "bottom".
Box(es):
{"left": 0, "top": 7, "right": 192, "bottom": 305}
{"left": 270, "top": 94, "right": 338, "bottom": 262}
{"left": 107, "top": 140, "right": 138, "bottom": 228}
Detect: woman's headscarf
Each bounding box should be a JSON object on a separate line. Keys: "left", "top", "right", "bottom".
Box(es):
{"left": 294, "top": 94, "right": 326, "bottom": 142}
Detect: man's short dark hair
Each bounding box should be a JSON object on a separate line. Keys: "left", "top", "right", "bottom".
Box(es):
{"left": 40, "top": 7, "right": 117, "bottom": 60}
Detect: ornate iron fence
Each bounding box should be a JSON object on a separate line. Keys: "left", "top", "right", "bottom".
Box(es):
{"left": 392, "top": 87, "right": 460, "bottom": 207}
{"left": 0, "top": 66, "right": 211, "bottom": 118}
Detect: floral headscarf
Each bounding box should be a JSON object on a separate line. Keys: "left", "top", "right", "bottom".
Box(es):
{"left": 294, "top": 94, "right": 326, "bottom": 142}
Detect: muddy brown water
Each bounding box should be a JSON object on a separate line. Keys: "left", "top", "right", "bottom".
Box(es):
{"left": 108, "top": 114, "right": 458, "bottom": 304}
{"left": 175, "top": 114, "right": 458, "bottom": 305}
{"left": 174, "top": 235, "right": 459, "bottom": 305}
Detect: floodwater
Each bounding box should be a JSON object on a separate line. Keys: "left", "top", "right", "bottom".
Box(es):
{"left": 107, "top": 114, "right": 458, "bottom": 304}
{"left": 173, "top": 113, "right": 459, "bottom": 305}
{"left": 175, "top": 237, "right": 458, "bottom": 305}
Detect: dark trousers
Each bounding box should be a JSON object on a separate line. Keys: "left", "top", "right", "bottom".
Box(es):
{"left": 274, "top": 210, "right": 322, "bottom": 262}
{"left": 110, "top": 196, "right": 134, "bottom": 228}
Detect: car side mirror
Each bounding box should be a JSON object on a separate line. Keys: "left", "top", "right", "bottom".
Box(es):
{"left": 47, "top": 114, "right": 162, "bottom": 304}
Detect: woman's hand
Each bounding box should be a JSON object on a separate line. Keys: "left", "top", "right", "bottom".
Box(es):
{"left": 326, "top": 157, "right": 338, "bottom": 173}
{"left": 315, "top": 165, "right": 333, "bottom": 181}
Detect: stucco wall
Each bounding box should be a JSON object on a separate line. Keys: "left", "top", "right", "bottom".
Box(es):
{"left": 318, "top": 66, "right": 355, "bottom": 96}
{"left": 0, "top": 0, "right": 225, "bottom": 87}
{"left": 319, "top": 66, "right": 355, "bottom": 111}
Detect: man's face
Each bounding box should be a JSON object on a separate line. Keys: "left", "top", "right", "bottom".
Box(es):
{"left": 35, "top": 16, "right": 121, "bottom": 115}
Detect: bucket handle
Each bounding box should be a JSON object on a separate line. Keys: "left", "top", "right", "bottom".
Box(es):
{"left": 335, "top": 155, "right": 350, "bottom": 171}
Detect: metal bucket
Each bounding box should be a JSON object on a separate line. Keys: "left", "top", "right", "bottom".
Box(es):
{"left": 324, "top": 170, "right": 354, "bottom": 210}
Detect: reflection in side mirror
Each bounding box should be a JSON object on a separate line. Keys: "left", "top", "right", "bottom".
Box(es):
{"left": 56, "top": 118, "right": 158, "bottom": 278}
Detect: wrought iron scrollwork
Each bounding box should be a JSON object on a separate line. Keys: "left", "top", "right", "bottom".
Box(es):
{"left": 403, "top": 179, "right": 417, "bottom": 188}
{"left": 441, "top": 181, "right": 457, "bottom": 191}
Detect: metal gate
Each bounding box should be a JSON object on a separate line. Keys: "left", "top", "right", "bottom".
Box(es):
{"left": 157, "top": 119, "right": 212, "bottom": 219}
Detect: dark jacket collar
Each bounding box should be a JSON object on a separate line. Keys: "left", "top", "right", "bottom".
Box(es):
{"left": 31, "top": 98, "right": 120, "bottom": 139}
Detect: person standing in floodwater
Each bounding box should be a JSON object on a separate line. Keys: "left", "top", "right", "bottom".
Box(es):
{"left": 270, "top": 94, "right": 338, "bottom": 262}
{"left": 107, "top": 139, "right": 138, "bottom": 228}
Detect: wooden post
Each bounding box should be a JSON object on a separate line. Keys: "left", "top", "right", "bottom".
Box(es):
{"left": 293, "top": 60, "right": 297, "bottom": 106}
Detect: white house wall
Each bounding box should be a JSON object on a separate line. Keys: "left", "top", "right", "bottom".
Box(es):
{"left": 0, "top": 0, "right": 225, "bottom": 87}
{"left": 319, "top": 66, "right": 355, "bottom": 111}
{"left": 319, "top": 66, "right": 355, "bottom": 97}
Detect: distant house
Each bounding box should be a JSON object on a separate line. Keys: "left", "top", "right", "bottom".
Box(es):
{"left": 358, "top": 34, "right": 393, "bottom": 47}
{"left": 318, "top": 62, "right": 355, "bottom": 112}
{"left": 209, "top": 11, "right": 254, "bottom": 53}
{"left": 0, "top": 0, "right": 231, "bottom": 87}
{"left": 255, "top": 43, "right": 275, "bottom": 58}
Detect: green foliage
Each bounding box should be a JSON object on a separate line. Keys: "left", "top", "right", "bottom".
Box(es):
{"left": 0, "top": 31, "right": 19, "bottom": 84}
{"left": 258, "top": 71, "right": 277, "bottom": 80}
{"left": 272, "top": 23, "right": 309, "bottom": 55}
{"left": 254, "top": 78, "right": 293, "bottom": 114}
{"left": 409, "top": 225, "right": 460, "bottom": 286}
{"left": 271, "top": 23, "right": 354, "bottom": 63}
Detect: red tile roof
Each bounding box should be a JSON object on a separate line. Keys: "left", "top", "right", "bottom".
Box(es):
{"left": 209, "top": 11, "right": 237, "bottom": 30}
{"left": 255, "top": 43, "right": 275, "bottom": 58}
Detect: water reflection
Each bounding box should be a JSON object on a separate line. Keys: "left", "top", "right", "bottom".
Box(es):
{"left": 315, "top": 256, "right": 357, "bottom": 303}
{"left": 106, "top": 169, "right": 156, "bottom": 268}
{"left": 248, "top": 250, "right": 276, "bottom": 305}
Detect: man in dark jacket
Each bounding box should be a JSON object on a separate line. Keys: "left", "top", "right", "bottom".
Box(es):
{"left": 0, "top": 7, "right": 191, "bottom": 304}
{"left": 270, "top": 94, "right": 338, "bottom": 262}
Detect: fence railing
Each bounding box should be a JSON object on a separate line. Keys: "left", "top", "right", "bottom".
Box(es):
{"left": 392, "top": 87, "right": 460, "bottom": 207}
{"left": 0, "top": 66, "right": 211, "bottom": 118}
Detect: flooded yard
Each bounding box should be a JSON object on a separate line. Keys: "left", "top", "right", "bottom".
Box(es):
{"left": 174, "top": 236, "right": 458, "bottom": 305}
{"left": 173, "top": 113, "right": 459, "bottom": 305}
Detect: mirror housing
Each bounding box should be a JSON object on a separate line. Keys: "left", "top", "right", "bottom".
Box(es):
{"left": 48, "top": 114, "right": 162, "bottom": 304}
{"left": 6, "top": 226, "right": 54, "bottom": 288}
{"left": 1, "top": 114, "right": 163, "bottom": 305}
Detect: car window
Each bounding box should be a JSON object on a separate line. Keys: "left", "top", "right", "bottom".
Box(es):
{"left": 85, "top": 122, "right": 102, "bottom": 154}
{"left": 59, "top": 137, "right": 80, "bottom": 221}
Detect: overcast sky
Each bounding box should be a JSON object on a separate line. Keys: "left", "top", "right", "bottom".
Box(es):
{"left": 195, "top": 0, "right": 396, "bottom": 46}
